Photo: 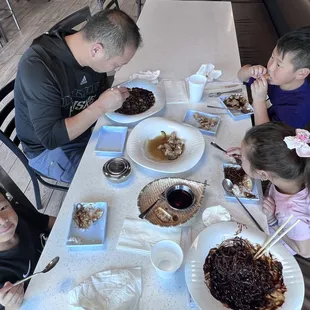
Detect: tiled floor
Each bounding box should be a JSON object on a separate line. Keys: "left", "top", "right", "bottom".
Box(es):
{"left": 0, "top": 0, "right": 139, "bottom": 216}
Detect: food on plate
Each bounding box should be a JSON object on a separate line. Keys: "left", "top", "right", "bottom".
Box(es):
{"left": 223, "top": 94, "right": 252, "bottom": 114}
{"left": 154, "top": 207, "right": 178, "bottom": 223}
{"left": 115, "top": 87, "right": 155, "bottom": 115}
{"left": 263, "top": 73, "right": 271, "bottom": 80}
{"left": 67, "top": 236, "right": 82, "bottom": 244}
{"left": 147, "top": 131, "right": 184, "bottom": 160}
{"left": 203, "top": 237, "right": 286, "bottom": 310}
{"left": 224, "top": 166, "right": 256, "bottom": 198}
{"left": 193, "top": 112, "right": 218, "bottom": 130}
{"left": 73, "top": 203, "right": 104, "bottom": 230}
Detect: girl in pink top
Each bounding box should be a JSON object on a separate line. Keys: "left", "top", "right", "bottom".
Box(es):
{"left": 228, "top": 122, "right": 310, "bottom": 258}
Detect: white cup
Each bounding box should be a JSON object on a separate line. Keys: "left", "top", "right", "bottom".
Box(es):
{"left": 188, "top": 74, "right": 207, "bottom": 103}
{"left": 150, "top": 240, "right": 183, "bottom": 279}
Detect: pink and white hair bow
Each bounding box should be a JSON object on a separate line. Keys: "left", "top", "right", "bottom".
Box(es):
{"left": 283, "top": 129, "right": 310, "bottom": 157}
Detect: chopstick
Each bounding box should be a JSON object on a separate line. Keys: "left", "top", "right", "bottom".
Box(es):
{"left": 207, "top": 105, "right": 227, "bottom": 110}
{"left": 254, "top": 215, "right": 300, "bottom": 260}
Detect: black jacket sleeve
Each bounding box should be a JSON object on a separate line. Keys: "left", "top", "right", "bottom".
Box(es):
{"left": 18, "top": 56, "right": 70, "bottom": 150}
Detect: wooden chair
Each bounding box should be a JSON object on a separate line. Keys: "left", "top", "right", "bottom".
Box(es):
{"left": 0, "top": 80, "right": 69, "bottom": 210}
{"left": 47, "top": 6, "right": 91, "bottom": 34}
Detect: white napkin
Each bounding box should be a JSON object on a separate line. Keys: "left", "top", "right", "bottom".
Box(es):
{"left": 196, "top": 64, "right": 222, "bottom": 82}
{"left": 130, "top": 70, "right": 160, "bottom": 83}
{"left": 202, "top": 205, "right": 231, "bottom": 227}
{"left": 69, "top": 267, "right": 142, "bottom": 310}
{"left": 164, "top": 80, "right": 189, "bottom": 104}
{"left": 116, "top": 218, "right": 182, "bottom": 255}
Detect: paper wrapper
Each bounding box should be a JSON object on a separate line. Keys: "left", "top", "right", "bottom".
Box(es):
{"left": 196, "top": 63, "right": 222, "bottom": 82}
{"left": 202, "top": 205, "right": 231, "bottom": 227}
{"left": 130, "top": 70, "right": 160, "bottom": 83}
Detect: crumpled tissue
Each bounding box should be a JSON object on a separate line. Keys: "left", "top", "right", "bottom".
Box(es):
{"left": 202, "top": 205, "right": 231, "bottom": 227}
{"left": 69, "top": 267, "right": 142, "bottom": 310}
{"left": 196, "top": 63, "right": 222, "bottom": 82}
{"left": 130, "top": 70, "right": 160, "bottom": 83}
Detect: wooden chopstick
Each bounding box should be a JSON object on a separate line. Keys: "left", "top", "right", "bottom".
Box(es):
{"left": 254, "top": 215, "right": 293, "bottom": 259}
{"left": 255, "top": 216, "right": 301, "bottom": 260}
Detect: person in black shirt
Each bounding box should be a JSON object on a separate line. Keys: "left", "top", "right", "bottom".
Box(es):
{"left": 0, "top": 187, "right": 55, "bottom": 309}
{"left": 14, "top": 9, "right": 142, "bottom": 183}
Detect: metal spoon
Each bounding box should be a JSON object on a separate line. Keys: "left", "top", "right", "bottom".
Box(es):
{"left": 210, "top": 142, "right": 242, "bottom": 165}
{"left": 222, "top": 179, "right": 264, "bottom": 232}
{"left": 13, "top": 256, "right": 60, "bottom": 286}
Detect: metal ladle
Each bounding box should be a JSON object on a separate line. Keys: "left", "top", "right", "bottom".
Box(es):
{"left": 222, "top": 179, "right": 264, "bottom": 232}
{"left": 13, "top": 256, "right": 60, "bottom": 286}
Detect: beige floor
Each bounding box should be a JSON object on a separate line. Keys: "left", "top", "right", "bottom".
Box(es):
{"left": 0, "top": 0, "right": 139, "bottom": 216}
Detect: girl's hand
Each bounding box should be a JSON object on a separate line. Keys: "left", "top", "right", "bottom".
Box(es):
{"left": 0, "top": 282, "right": 24, "bottom": 309}
{"left": 263, "top": 196, "right": 277, "bottom": 225}
{"left": 226, "top": 147, "right": 241, "bottom": 158}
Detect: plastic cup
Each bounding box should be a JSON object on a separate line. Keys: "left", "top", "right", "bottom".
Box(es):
{"left": 188, "top": 74, "right": 207, "bottom": 103}
{"left": 150, "top": 240, "right": 183, "bottom": 279}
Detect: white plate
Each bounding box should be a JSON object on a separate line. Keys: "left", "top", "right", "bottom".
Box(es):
{"left": 183, "top": 110, "right": 220, "bottom": 136}
{"left": 127, "top": 117, "right": 205, "bottom": 173}
{"left": 185, "top": 222, "right": 304, "bottom": 310}
{"left": 95, "top": 126, "right": 128, "bottom": 156}
{"left": 66, "top": 202, "right": 108, "bottom": 251}
{"left": 105, "top": 79, "right": 165, "bottom": 124}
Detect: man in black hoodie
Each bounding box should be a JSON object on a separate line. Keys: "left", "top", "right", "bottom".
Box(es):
{"left": 14, "top": 9, "right": 142, "bottom": 183}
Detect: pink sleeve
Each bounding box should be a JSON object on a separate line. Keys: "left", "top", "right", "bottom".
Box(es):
{"left": 277, "top": 204, "right": 310, "bottom": 241}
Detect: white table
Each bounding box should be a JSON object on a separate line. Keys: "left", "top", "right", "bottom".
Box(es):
{"left": 21, "top": 1, "right": 268, "bottom": 309}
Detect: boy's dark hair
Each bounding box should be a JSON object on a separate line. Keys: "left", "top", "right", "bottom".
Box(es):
{"left": 244, "top": 122, "right": 310, "bottom": 189}
{"left": 276, "top": 26, "right": 310, "bottom": 70}
{"left": 82, "top": 9, "right": 142, "bottom": 59}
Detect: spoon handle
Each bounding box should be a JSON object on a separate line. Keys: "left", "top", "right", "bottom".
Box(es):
{"left": 13, "top": 272, "right": 41, "bottom": 286}
{"left": 234, "top": 195, "right": 264, "bottom": 232}
{"left": 210, "top": 142, "right": 227, "bottom": 154}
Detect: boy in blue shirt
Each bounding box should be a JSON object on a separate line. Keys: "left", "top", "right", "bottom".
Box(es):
{"left": 237, "top": 27, "right": 310, "bottom": 128}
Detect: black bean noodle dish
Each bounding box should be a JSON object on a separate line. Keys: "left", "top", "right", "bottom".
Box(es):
{"left": 115, "top": 87, "right": 155, "bottom": 115}
{"left": 203, "top": 237, "right": 287, "bottom": 310}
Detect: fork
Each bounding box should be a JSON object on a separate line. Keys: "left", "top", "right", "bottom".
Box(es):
{"left": 208, "top": 88, "right": 243, "bottom": 97}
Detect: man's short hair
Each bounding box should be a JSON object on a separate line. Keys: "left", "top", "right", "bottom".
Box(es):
{"left": 276, "top": 26, "right": 310, "bottom": 70}
{"left": 82, "top": 9, "right": 142, "bottom": 58}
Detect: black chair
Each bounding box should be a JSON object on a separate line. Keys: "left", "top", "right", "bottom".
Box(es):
{"left": 0, "top": 164, "right": 36, "bottom": 212}
{"left": 98, "top": 0, "right": 120, "bottom": 10}
{"left": 47, "top": 6, "right": 91, "bottom": 34}
{"left": 0, "top": 80, "right": 69, "bottom": 210}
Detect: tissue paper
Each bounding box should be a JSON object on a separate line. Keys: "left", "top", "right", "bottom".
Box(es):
{"left": 202, "top": 205, "right": 231, "bottom": 227}
{"left": 164, "top": 80, "right": 189, "bottom": 104}
{"left": 196, "top": 64, "right": 222, "bottom": 82}
{"left": 69, "top": 267, "right": 142, "bottom": 310}
{"left": 130, "top": 70, "right": 160, "bottom": 83}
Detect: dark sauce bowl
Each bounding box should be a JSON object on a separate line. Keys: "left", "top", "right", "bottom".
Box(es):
{"left": 165, "top": 184, "right": 196, "bottom": 211}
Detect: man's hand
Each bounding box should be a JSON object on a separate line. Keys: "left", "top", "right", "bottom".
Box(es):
{"left": 97, "top": 87, "right": 130, "bottom": 113}
{"left": 248, "top": 65, "right": 268, "bottom": 79}
{"left": 251, "top": 76, "right": 268, "bottom": 105}
{"left": 263, "top": 196, "right": 277, "bottom": 225}
{"left": 0, "top": 282, "right": 24, "bottom": 309}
